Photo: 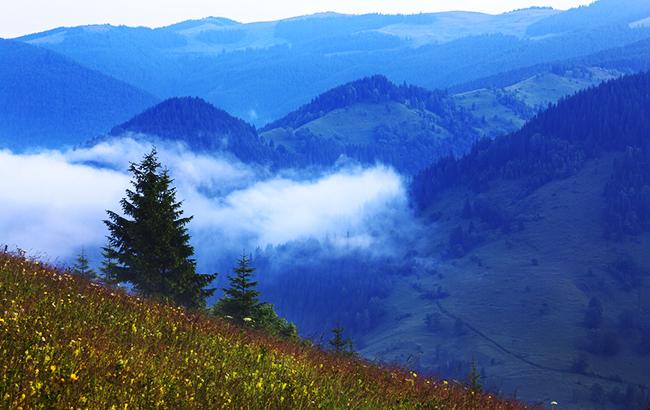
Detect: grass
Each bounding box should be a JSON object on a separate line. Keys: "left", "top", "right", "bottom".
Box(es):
{"left": 0, "top": 252, "right": 530, "bottom": 409}
{"left": 453, "top": 66, "right": 621, "bottom": 140}
{"left": 505, "top": 68, "right": 620, "bottom": 108}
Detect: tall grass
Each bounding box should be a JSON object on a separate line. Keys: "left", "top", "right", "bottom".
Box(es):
{"left": 0, "top": 253, "right": 533, "bottom": 409}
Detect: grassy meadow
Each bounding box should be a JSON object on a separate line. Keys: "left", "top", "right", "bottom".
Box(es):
{"left": 0, "top": 252, "right": 530, "bottom": 409}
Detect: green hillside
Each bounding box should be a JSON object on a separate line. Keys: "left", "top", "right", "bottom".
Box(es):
{"left": 260, "top": 75, "right": 483, "bottom": 174}
{"left": 260, "top": 69, "right": 623, "bottom": 174}
{"left": 394, "top": 72, "right": 650, "bottom": 408}
{"left": 453, "top": 66, "right": 623, "bottom": 138}
{"left": 0, "top": 253, "right": 527, "bottom": 409}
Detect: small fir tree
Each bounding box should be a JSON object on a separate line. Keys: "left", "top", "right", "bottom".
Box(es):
{"left": 213, "top": 255, "right": 298, "bottom": 337}
{"left": 71, "top": 248, "right": 97, "bottom": 280}
{"left": 329, "top": 324, "right": 353, "bottom": 354}
{"left": 213, "top": 254, "right": 261, "bottom": 324}
{"left": 469, "top": 358, "right": 483, "bottom": 393}
{"left": 103, "top": 148, "right": 216, "bottom": 309}
{"left": 99, "top": 244, "right": 119, "bottom": 286}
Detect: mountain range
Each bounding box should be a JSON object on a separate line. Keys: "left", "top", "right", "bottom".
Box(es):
{"left": 11, "top": 0, "right": 650, "bottom": 126}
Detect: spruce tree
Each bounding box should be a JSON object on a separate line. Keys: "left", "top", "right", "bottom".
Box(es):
{"left": 71, "top": 248, "right": 97, "bottom": 280}
{"left": 103, "top": 148, "right": 215, "bottom": 309}
{"left": 213, "top": 255, "right": 298, "bottom": 337}
{"left": 213, "top": 254, "right": 261, "bottom": 324}
{"left": 99, "top": 244, "right": 119, "bottom": 286}
{"left": 468, "top": 358, "right": 483, "bottom": 393}
{"left": 329, "top": 324, "right": 353, "bottom": 354}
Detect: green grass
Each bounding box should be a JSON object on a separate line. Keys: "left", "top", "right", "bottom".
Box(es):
{"left": 0, "top": 253, "right": 529, "bottom": 409}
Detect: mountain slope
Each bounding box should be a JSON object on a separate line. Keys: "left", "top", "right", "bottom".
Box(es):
{"left": 0, "top": 40, "right": 158, "bottom": 150}
{"left": 110, "top": 97, "right": 275, "bottom": 164}
{"left": 0, "top": 252, "right": 526, "bottom": 409}
{"left": 413, "top": 72, "right": 650, "bottom": 206}
{"left": 260, "top": 75, "right": 483, "bottom": 174}
{"left": 449, "top": 36, "right": 650, "bottom": 139}
{"left": 386, "top": 72, "right": 650, "bottom": 409}
{"left": 452, "top": 66, "right": 622, "bottom": 137}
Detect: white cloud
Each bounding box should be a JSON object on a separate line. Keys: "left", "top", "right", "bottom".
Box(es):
{"left": 0, "top": 150, "right": 128, "bottom": 258}
{"left": 0, "top": 139, "right": 407, "bottom": 264}
{"left": 190, "top": 165, "right": 404, "bottom": 246}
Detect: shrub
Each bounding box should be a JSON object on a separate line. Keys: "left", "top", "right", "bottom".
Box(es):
{"left": 586, "top": 330, "right": 621, "bottom": 357}
{"left": 570, "top": 354, "right": 590, "bottom": 374}
{"left": 583, "top": 297, "right": 603, "bottom": 329}
{"left": 607, "top": 256, "right": 645, "bottom": 291}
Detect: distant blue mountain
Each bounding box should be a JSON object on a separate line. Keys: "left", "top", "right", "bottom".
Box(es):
{"left": 16, "top": 2, "right": 650, "bottom": 126}
{"left": 0, "top": 39, "right": 158, "bottom": 150}
{"left": 451, "top": 36, "right": 650, "bottom": 93}
{"left": 526, "top": 0, "right": 650, "bottom": 36}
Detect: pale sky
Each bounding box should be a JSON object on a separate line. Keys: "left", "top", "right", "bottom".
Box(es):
{"left": 0, "top": 0, "right": 593, "bottom": 39}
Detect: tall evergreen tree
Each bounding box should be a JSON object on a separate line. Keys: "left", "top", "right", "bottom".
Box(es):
{"left": 71, "top": 247, "right": 96, "bottom": 280}
{"left": 213, "top": 254, "right": 261, "bottom": 323}
{"left": 103, "top": 148, "right": 215, "bottom": 309}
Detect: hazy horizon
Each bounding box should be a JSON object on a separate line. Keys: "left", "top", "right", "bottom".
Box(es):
{"left": 1, "top": 0, "right": 593, "bottom": 38}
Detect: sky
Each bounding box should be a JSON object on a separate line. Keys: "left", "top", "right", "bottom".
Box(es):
{"left": 1, "top": 0, "right": 593, "bottom": 38}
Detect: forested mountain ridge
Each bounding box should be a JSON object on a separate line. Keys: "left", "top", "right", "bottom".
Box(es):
{"left": 103, "top": 77, "right": 485, "bottom": 173}
{"left": 262, "top": 75, "right": 468, "bottom": 132}
{"left": 0, "top": 39, "right": 158, "bottom": 150}
{"left": 109, "top": 97, "right": 277, "bottom": 164}
{"left": 261, "top": 75, "right": 483, "bottom": 174}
